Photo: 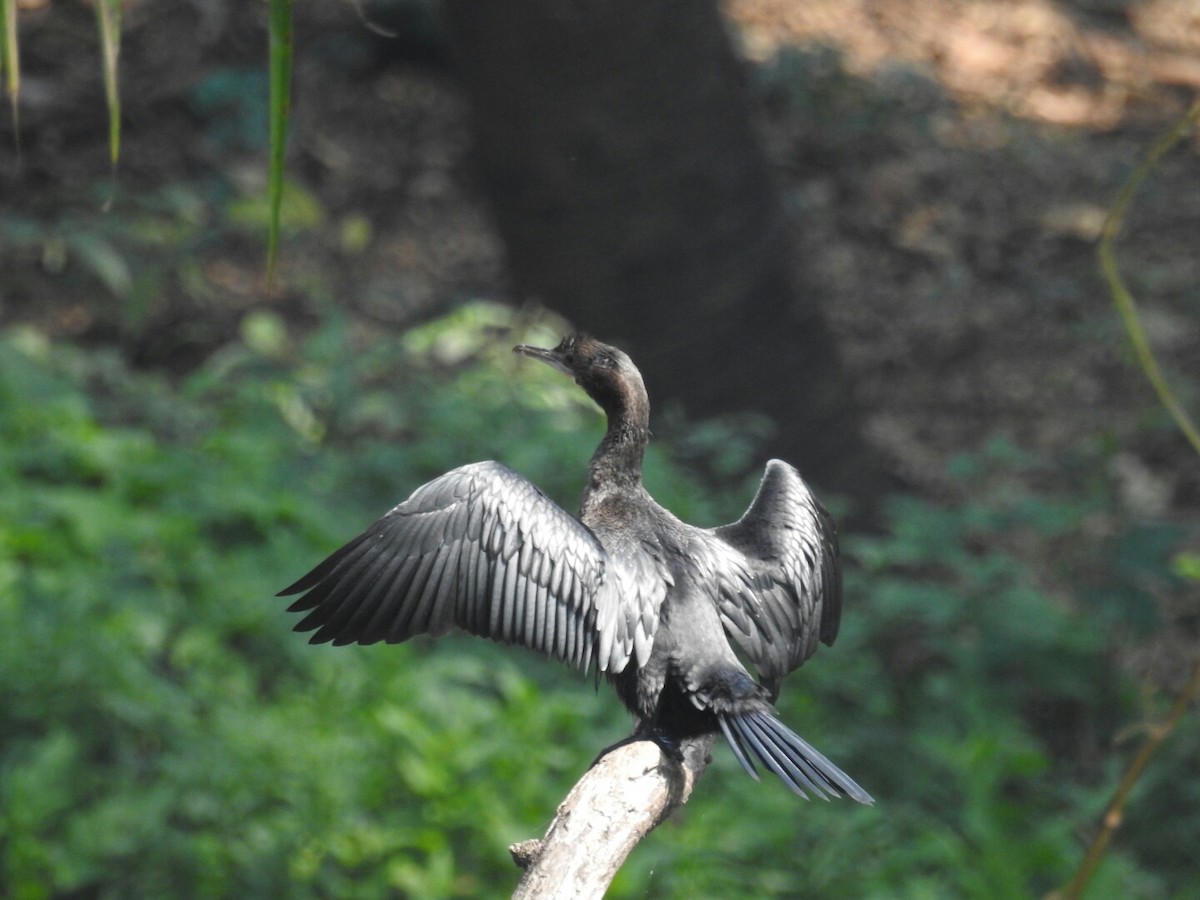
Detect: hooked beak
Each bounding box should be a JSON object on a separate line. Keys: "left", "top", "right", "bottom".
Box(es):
{"left": 513, "top": 343, "right": 572, "bottom": 376}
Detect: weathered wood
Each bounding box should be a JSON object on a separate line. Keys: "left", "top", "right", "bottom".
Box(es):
{"left": 510, "top": 736, "right": 715, "bottom": 899}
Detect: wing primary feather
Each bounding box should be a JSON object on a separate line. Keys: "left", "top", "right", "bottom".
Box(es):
{"left": 531, "top": 577, "right": 549, "bottom": 656}
{"left": 293, "top": 541, "right": 383, "bottom": 636}
{"left": 277, "top": 532, "right": 372, "bottom": 598}
{"left": 501, "top": 559, "right": 520, "bottom": 641}
{"left": 431, "top": 541, "right": 463, "bottom": 633}
{"left": 286, "top": 536, "right": 377, "bottom": 615}
{"left": 510, "top": 564, "right": 528, "bottom": 646}
{"left": 399, "top": 551, "right": 438, "bottom": 629}
{"left": 313, "top": 537, "right": 408, "bottom": 642}
{"left": 409, "top": 543, "right": 456, "bottom": 635}
{"left": 581, "top": 632, "right": 595, "bottom": 674}
{"left": 632, "top": 592, "right": 653, "bottom": 669}
{"left": 523, "top": 568, "right": 541, "bottom": 651}
{"left": 547, "top": 565, "right": 565, "bottom": 660}
{"left": 471, "top": 545, "right": 493, "bottom": 635}
{"left": 457, "top": 539, "right": 479, "bottom": 632}
{"left": 596, "top": 589, "right": 616, "bottom": 673}
{"left": 386, "top": 554, "right": 438, "bottom": 642}
{"left": 488, "top": 557, "right": 506, "bottom": 638}
{"left": 355, "top": 552, "right": 419, "bottom": 644}
{"left": 565, "top": 604, "right": 580, "bottom": 668}
{"left": 327, "top": 542, "right": 410, "bottom": 644}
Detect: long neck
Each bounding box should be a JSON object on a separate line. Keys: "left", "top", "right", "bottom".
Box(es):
{"left": 584, "top": 379, "right": 650, "bottom": 498}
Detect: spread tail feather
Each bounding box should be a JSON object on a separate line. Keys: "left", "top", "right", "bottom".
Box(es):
{"left": 718, "top": 711, "right": 874, "bottom": 805}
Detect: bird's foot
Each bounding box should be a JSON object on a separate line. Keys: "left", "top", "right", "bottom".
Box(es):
{"left": 592, "top": 723, "right": 685, "bottom": 768}
{"left": 641, "top": 725, "right": 685, "bottom": 763}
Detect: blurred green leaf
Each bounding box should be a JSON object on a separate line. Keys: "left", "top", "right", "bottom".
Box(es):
{"left": 240, "top": 310, "right": 289, "bottom": 359}
{"left": 66, "top": 231, "right": 133, "bottom": 297}
{"left": 1170, "top": 551, "right": 1200, "bottom": 582}
{"left": 227, "top": 180, "right": 322, "bottom": 235}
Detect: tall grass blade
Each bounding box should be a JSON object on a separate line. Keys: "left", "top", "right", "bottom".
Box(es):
{"left": 267, "top": 0, "right": 293, "bottom": 290}
{"left": 1, "top": 0, "right": 20, "bottom": 155}
{"left": 95, "top": 0, "right": 122, "bottom": 207}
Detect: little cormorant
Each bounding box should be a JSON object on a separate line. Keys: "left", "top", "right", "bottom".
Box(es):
{"left": 280, "top": 334, "right": 872, "bottom": 804}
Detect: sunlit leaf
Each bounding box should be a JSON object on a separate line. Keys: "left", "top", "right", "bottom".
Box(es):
{"left": 225, "top": 179, "right": 323, "bottom": 234}
{"left": 1171, "top": 551, "right": 1200, "bottom": 583}
{"left": 266, "top": 0, "right": 293, "bottom": 289}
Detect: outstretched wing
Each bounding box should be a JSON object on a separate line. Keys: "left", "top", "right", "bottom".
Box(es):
{"left": 709, "top": 459, "right": 842, "bottom": 691}
{"left": 279, "top": 461, "right": 658, "bottom": 674}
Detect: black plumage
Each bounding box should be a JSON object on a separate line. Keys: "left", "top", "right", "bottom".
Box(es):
{"left": 280, "top": 334, "right": 872, "bottom": 804}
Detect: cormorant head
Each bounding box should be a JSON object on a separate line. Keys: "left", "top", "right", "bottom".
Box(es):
{"left": 514, "top": 333, "right": 648, "bottom": 423}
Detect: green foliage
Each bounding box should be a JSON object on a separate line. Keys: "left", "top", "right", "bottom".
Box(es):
{"left": 2, "top": 188, "right": 184, "bottom": 306}
{"left": 1, "top": 309, "right": 1195, "bottom": 897}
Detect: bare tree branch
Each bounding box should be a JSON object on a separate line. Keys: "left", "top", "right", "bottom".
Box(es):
{"left": 510, "top": 735, "right": 716, "bottom": 899}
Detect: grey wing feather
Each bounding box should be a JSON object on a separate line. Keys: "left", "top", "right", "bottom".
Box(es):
{"left": 593, "top": 536, "right": 668, "bottom": 673}
{"left": 279, "top": 461, "right": 649, "bottom": 674}
{"left": 708, "top": 459, "right": 842, "bottom": 690}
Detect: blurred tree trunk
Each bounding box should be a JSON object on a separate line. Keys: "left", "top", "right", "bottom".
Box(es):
{"left": 442, "top": 0, "right": 893, "bottom": 520}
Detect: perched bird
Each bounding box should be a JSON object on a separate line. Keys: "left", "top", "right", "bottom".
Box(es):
{"left": 279, "top": 334, "right": 872, "bottom": 804}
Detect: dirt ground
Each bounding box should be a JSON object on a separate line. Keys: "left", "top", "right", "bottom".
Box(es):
{"left": 1, "top": 0, "right": 1197, "bottom": 518}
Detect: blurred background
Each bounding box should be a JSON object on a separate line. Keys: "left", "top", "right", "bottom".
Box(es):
{"left": 1, "top": 0, "right": 1198, "bottom": 896}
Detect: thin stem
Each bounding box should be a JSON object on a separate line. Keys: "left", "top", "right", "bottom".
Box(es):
{"left": 1052, "top": 657, "right": 1200, "bottom": 899}
{"left": 1048, "top": 99, "right": 1200, "bottom": 900}
{"left": 1096, "top": 100, "right": 1200, "bottom": 456}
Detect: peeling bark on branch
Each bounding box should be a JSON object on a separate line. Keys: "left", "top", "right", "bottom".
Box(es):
{"left": 510, "top": 736, "right": 716, "bottom": 899}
